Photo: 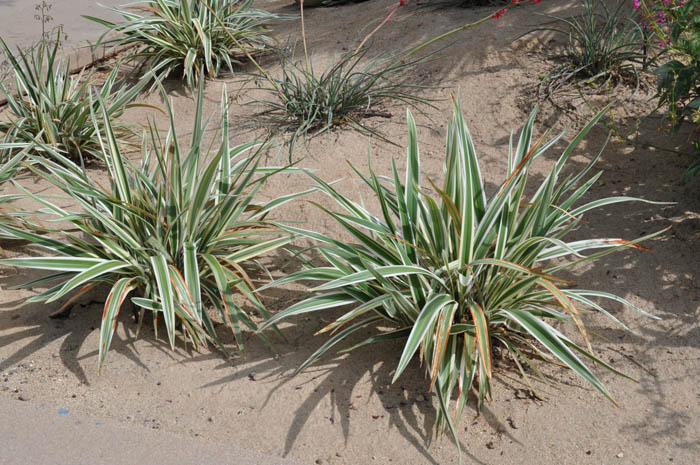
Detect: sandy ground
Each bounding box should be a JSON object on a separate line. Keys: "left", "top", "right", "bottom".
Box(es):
{"left": 0, "top": 396, "right": 303, "bottom": 465}
{"left": 1, "top": 1, "right": 700, "bottom": 464}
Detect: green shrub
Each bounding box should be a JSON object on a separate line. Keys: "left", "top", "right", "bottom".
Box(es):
{"left": 0, "top": 82, "right": 306, "bottom": 371}
{"left": 532, "top": 0, "right": 650, "bottom": 95}
{"left": 260, "top": 100, "right": 664, "bottom": 450}
{"left": 85, "top": 0, "right": 285, "bottom": 88}
{"left": 0, "top": 35, "right": 145, "bottom": 163}
{"left": 253, "top": 46, "right": 433, "bottom": 154}
{"left": 635, "top": 0, "right": 699, "bottom": 180}
{"left": 639, "top": 0, "right": 699, "bottom": 130}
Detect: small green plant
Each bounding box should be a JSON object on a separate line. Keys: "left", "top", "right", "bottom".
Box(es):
{"left": 636, "top": 0, "right": 699, "bottom": 131}
{"left": 635, "top": 0, "right": 699, "bottom": 180}
{"left": 253, "top": 46, "right": 434, "bottom": 153}
{"left": 33, "top": 1, "right": 67, "bottom": 47}
{"left": 531, "top": 0, "right": 650, "bottom": 96}
{"left": 1, "top": 2, "right": 66, "bottom": 83}
{"left": 0, "top": 34, "right": 146, "bottom": 163}
{"left": 259, "top": 100, "right": 665, "bottom": 450}
{"left": 85, "top": 0, "right": 285, "bottom": 88}
{"left": 0, "top": 81, "right": 306, "bottom": 371}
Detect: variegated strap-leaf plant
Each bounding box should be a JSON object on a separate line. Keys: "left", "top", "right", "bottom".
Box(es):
{"left": 0, "top": 34, "right": 148, "bottom": 163}
{"left": 84, "top": 0, "right": 288, "bottom": 89}
{"left": 0, "top": 80, "right": 308, "bottom": 372}
{"left": 259, "top": 99, "right": 666, "bottom": 451}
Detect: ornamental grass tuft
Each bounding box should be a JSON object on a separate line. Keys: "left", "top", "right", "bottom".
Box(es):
{"left": 0, "top": 35, "right": 146, "bottom": 163}
{"left": 259, "top": 99, "right": 665, "bottom": 450}
{"left": 0, "top": 80, "right": 306, "bottom": 371}
{"left": 253, "top": 46, "right": 434, "bottom": 155}
{"left": 531, "top": 0, "right": 650, "bottom": 96}
{"left": 85, "top": 0, "right": 286, "bottom": 89}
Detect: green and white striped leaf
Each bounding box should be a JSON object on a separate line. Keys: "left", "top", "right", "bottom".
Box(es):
{"left": 98, "top": 278, "right": 136, "bottom": 373}
{"left": 150, "top": 255, "right": 177, "bottom": 350}
{"left": 393, "top": 293, "right": 456, "bottom": 382}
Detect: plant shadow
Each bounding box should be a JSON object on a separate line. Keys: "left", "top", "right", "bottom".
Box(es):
{"left": 195, "top": 304, "right": 495, "bottom": 465}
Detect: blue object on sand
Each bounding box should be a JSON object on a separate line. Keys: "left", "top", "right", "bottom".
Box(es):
{"left": 58, "top": 409, "right": 69, "bottom": 415}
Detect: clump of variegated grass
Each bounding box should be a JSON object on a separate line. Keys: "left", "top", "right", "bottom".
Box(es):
{"left": 252, "top": 45, "right": 435, "bottom": 154}
{"left": 259, "top": 98, "right": 666, "bottom": 451}
{"left": 0, "top": 34, "right": 146, "bottom": 164}
{"left": 0, "top": 79, "right": 308, "bottom": 371}
{"left": 529, "top": 0, "right": 651, "bottom": 97}
{"left": 85, "top": 0, "right": 288, "bottom": 89}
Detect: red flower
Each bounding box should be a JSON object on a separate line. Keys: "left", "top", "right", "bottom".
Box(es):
{"left": 492, "top": 8, "right": 507, "bottom": 18}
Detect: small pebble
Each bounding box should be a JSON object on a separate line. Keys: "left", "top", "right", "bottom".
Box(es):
{"left": 18, "top": 395, "right": 29, "bottom": 401}
{"left": 616, "top": 452, "right": 624, "bottom": 459}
